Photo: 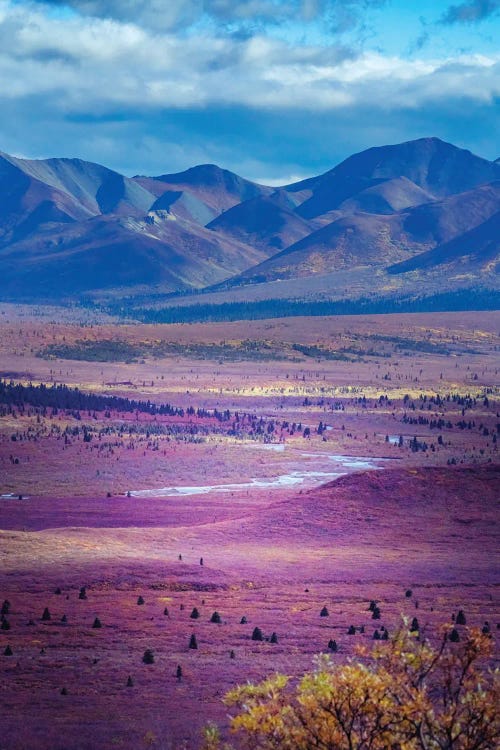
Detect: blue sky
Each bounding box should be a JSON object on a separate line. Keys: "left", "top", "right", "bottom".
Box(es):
{"left": 1, "top": 0, "right": 498, "bottom": 182}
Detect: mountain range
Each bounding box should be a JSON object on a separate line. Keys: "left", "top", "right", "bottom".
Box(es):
{"left": 0, "top": 137, "right": 498, "bottom": 303}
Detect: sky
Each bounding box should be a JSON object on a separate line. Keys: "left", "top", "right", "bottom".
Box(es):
{"left": 0, "top": 0, "right": 499, "bottom": 183}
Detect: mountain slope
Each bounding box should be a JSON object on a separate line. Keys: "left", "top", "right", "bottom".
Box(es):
{"left": 388, "top": 210, "right": 500, "bottom": 275}
{"left": 207, "top": 191, "right": 316, "bottom": 251}
{"left": 134, "top": 164, "right": 272, "bottom": 225}
{"left": 0, "top": 213, "right": 269, "bottom": 297}
{"left": 221, "top": 181, "right": 500, "bottom": 287}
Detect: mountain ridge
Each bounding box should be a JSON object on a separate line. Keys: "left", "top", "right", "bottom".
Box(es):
{"left": 0, "top": 137, "right": 498, "bottom": 303}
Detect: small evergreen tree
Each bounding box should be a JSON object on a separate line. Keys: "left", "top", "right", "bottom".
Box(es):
{"left": 449, "top": 628, "right": 460, "bottom": 642}
{"left": 270, "top": 632, "right": 278, "bottom": 644}
{"left": 92, "top": 617, "right": 102, "bottom": 629}
{"left": 78, "top": 587, "right": 87, "bottom": 600}
{"left": 189, "top": 633, "right": 198, "bottom": 650}
{"left": 320, "top": 606, "right": 329, "bottom": 617}
{"left": 3, "top": 645, "right": 13, "bottom": 656}
{"left": 328, "top": 639, "right": 338, "bottom": 652}
{"left": 42, "top": 607, "right": 51, "bottom": 621}
{"left": 251, "top": 627, "right": 263, "bottom": 641}
{"left": 210, "top": 611, "right": 221, "bottom": 624}
{"left": 190, "top": 607, "right": 200, "bottom": 619}
{"left": 127, "top": 675, "right": 134, "bottom": 687}
{"left": 456, "top": 610, "right": 466, "bottom": 625}
{"left": 137, "top": 596, "right": 145, "bottom": 606}
{"left": 143, "top": 649, "right": 155, "bottom": 664}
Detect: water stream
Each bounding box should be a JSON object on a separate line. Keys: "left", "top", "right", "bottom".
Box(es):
{"left": 130, "top": 451, "right": 384, "bottom": 498}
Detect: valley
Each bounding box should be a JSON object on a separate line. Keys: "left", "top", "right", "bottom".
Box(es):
{"left": 0, "top": 307, "right": 498, "bottom": 749}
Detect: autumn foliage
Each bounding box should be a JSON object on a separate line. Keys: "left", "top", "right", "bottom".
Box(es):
{"left": 203, "top": 622, "right": 499, "bottom": 750}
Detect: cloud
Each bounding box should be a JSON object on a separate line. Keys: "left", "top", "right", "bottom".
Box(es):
{"left": 27, "top": 0, "right": 388, "bottom": 33}
{"left": 0, "top": 1, "right": 498, "bottom": 179}
{"left": 1, "top": 3, "right": 498, "bottom": 114}
{"left": 440, "top": 0, "right": 500, "bottom": 25}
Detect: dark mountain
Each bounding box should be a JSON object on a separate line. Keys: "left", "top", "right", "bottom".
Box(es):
{"left": 0, "top": 138, "right": 498, "bottom": 303}
{"left": 288, "top": 137, "right": 500, "bottom": 220}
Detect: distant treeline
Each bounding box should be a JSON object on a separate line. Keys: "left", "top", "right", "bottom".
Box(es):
{"left": 108, "top": 288, "right": 500, "bottom": 324}
{"left": 0, "top": 380, "right": 231, "bottom": 421}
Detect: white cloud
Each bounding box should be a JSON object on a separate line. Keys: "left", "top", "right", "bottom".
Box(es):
{"left": 1, "top": 2, "right": 499, "bottom": 116}
{"left": 0, "top": 1, "right": 498, "bottom": 179}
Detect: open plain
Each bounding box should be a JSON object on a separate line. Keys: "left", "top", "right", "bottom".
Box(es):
{"left": 0, "top": 307, "right": 499, "bottom": 750}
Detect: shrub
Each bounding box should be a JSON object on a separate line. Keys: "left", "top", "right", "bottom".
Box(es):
{"left": 163, "top": 607, "right": 169, "bottom": 616}
{"left": 3, "top": 645, "right": 13, "bottom": 656}
{"left": 372, "top": 607, "right": 381, "bottom": 620}
{"left": 137, "top": 596, "right": 145, "bottom": 606}
{"left": 190, "top": 608, "right": 200, "bottom": 619}
{"left": 240, "top": 616, "right": 247, "bottom": 624}
{"left": 78, "top": 587, "right": 87, "bottom": 600}
{"left": 328, "top": 640, "right": 338, "bottom": 652}
{"left": 405, "top": 589, "right": 412, "bottom": 598}
{"left": 449, "top": 628, "right": 460, "bottom": 642}
{"left": 213, "top": 624, "right": 500, "bottom": 750}
{"left": 347, "top": 625, "right": 356, "bottom": 635}
{"left": 60, "top": 687, "right": 68, "bottom": 695}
